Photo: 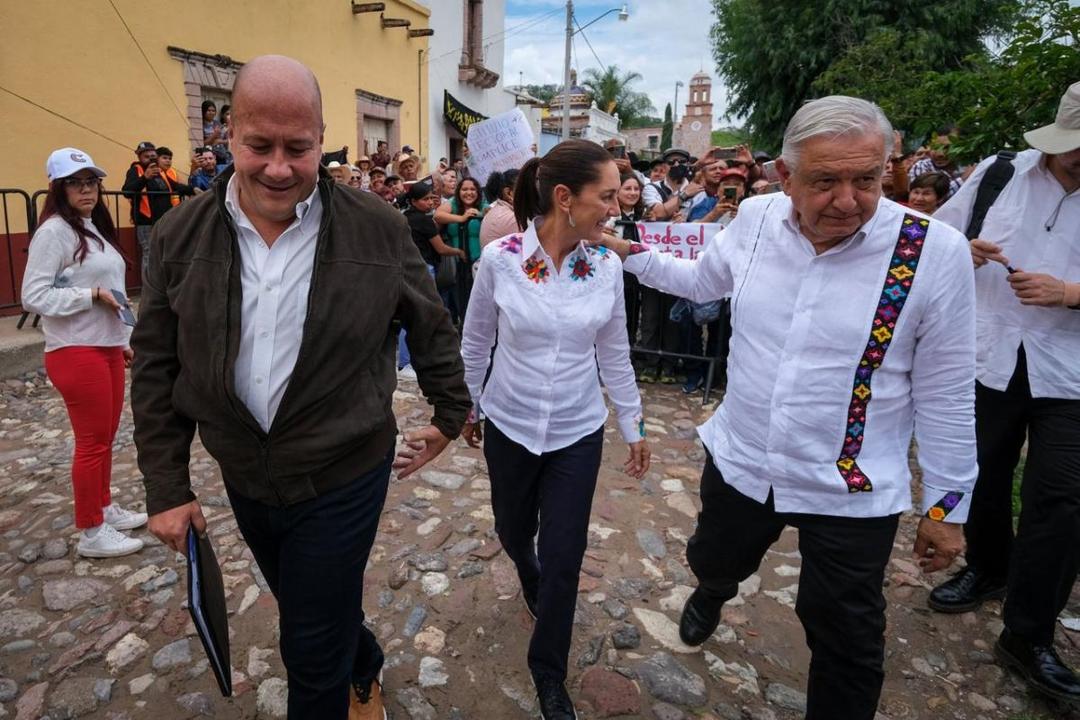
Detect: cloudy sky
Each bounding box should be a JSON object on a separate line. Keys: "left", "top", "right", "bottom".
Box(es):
{"left": 502, "top": 0, "right": 731, "bottom": 128}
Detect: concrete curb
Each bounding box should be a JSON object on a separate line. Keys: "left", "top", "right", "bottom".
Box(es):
{"left": 0, "top": 316, "right": 45, "bottom": 380}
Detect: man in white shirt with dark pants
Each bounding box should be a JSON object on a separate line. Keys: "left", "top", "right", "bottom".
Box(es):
{"left": 930, "top": 81, "right": 1080, "bottom": 704}
{"left": 603, "top": 96, "right": 976, "bottom": 720}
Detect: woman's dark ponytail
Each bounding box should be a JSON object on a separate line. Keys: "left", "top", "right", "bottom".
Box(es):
{"left": 512, "top": 139, "right": 614, "bottom": 231}
{"left": 513, "top": 157, "right": 543, "bottom": 232}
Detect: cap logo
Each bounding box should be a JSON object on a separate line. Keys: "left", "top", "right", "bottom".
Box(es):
{"left": 70, "top": 153, "right": 87, "bottom": 163}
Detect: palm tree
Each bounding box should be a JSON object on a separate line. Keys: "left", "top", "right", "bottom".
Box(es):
{"left": 580, "top": 65, "right": 656, "bottom": 127}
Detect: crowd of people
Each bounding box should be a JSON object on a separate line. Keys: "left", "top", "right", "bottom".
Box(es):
{"left": 17, "top": 50, "right": 1080, "bottom": 720}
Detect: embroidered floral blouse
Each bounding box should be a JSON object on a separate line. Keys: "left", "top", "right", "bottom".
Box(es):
{"left": 460, "top": 219, "right": 645, "bottom": 454}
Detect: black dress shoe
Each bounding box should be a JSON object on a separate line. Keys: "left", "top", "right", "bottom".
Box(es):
{"left": 927, "top": 566, "right": 1006, "bottom": 613}
{"left": 534, "top": 674, "right": 578, "bottom": 720}
{"left": 679, "top": 588, "right": 722, "bottom": 646}
{"left": 995, "top": 627, "right": 1080, "bottom": 704}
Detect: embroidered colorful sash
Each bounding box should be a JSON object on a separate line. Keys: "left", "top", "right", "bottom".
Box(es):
{"left": 836, "top": 214, "right": 929, "bottom": 493}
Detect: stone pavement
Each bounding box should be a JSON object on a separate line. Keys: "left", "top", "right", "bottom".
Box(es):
{"left": 0, "top": 368, "right": 1077, "bottom": 719}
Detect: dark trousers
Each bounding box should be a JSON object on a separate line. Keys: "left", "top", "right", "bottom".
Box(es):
{"left": 638, "top": 287, "right": 679, "bottom": 373}
{"left": 688, "top": 457, "right": 899, "bottom": 720}
{"left": 683, "top": 301, "right": 732, "bottom": 385}
{"left": 966, "top": 348, "right": 1080, "bottom": 645}
{"left": 226, "top": 455, "right": 392, "bottom": 720}
{"left": 483, "top": 420, "right": 604, "bottom": 682}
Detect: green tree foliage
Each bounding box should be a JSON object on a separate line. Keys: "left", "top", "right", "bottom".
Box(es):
{"left": 661, "top": 103, "right": 674, "bottom": 151}
{"left": 523, "top": 84, "right": 560, "bottom": 104}
{"left": 935, "top": 0, "right": 1080, "bottom": 161}
{"left": 813, "top": 0, "right": 1080, "bottom": 162}
{"left": 580, "top": 66, "right": 657, "bottom": 127}
{"left": 624, "top": 116, "right": 664, "bottom": 130}
{"left": 709, "top": 0, "right": 1019, "bottom": 149}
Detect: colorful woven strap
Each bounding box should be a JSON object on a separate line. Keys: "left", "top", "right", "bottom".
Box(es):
{"left": 836, "top": 215, "right": 929, "bottom": 493}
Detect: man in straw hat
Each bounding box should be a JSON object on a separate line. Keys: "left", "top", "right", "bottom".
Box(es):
{"left": 930, "top": 81, "right": 1080, "bottom": 705}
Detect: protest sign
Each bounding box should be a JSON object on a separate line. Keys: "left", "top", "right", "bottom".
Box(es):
{"left": 466, "top": 108, "right": 535, "bottom": 185}
{"left": 634, "top": 222, "right": 724, "bottom": 259}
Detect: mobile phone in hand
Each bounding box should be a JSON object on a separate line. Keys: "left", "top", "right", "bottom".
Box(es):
{"left": 712, "top": 147, "right": 739, "bottom": 161}
{"left": 762, "top": 160, "right": 780, "bottom": 182}
{"left": 110, "top": 289, "right": 137, "bottom": 327}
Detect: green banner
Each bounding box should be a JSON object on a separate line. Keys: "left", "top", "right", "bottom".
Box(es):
{"left": 444, "top": 91, "right": 487, "bottom": 136}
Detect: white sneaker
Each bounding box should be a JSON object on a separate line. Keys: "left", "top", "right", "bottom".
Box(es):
{"left": 77, "top": 524, "right": 144, "bottom": 558}
{"left": 103, "top": 503, "right": 148, "bottom": 531}
{"left": 398, "top": 365, "right": 418, "bottom": 381}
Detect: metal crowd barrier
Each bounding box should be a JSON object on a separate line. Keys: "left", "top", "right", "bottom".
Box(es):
{"left": 627, "top": 287, "right": 730, "bottom": 404}
{"left": 7, "top": 189, "right": 185, "bottom": 325}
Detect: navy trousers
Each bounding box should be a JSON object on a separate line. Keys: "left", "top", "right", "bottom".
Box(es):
{"left": 226, "top": 455, "right": 391, "bottom": 720}
{"left": 483, "top": 420, "right": 604, "bottom": 682}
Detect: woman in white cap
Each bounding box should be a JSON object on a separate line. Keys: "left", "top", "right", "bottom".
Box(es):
{"left": 21, "top": 148, "right": 147, "bottom": 558}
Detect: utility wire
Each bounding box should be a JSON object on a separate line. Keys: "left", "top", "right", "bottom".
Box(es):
{"left": 1, "top": 86, "right": 195, "bottom": 180}
{"left": 107, "top": 0, "right": 190, "bottom": 126}
{"left": 573, "top": 17, "right": 607, "bottom": 72}
{"left": 0, "top": 86, "right": 134, "bottom": 152}
{"left": 425, "top": 7, "right": 563, "bottom": 65}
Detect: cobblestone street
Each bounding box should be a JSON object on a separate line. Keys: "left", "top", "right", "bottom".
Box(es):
{"left": 0, "top": 369, "right": 1077, "bottom": 720}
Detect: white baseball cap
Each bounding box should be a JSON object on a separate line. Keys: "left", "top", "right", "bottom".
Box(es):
{"left": 1024, "top": 81, "right": 1080, "bottom": 155}
{"left": 46, "top": 148, "right": 107, "bottom": 182}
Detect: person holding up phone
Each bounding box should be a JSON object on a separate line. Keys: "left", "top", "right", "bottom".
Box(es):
{"left": 22, "top": 148, "right": 145, "bottom": 558}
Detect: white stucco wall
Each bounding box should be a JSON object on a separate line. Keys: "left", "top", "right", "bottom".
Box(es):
{"left": 420, "top": 0, "right": 516, "bottom": 171}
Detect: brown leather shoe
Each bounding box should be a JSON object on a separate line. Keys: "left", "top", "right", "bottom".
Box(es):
{"left": 349, "top": 670, "right": 387, "bottom": 720}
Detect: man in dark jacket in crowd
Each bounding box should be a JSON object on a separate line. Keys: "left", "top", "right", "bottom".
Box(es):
{"left": 130, "top": 55, "right": 470, "bottom": 720}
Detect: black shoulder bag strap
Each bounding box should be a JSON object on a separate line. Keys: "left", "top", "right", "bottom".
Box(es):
{"left": 964, "top": 150, "right": 1017, "bottom": 239}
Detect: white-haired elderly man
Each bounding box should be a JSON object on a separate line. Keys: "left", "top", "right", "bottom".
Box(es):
{"left": 600, "top": 95, "right": 977, "bottom": 719}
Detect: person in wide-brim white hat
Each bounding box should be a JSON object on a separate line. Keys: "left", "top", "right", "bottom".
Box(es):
{"left": 1024, "top": 80, "right": 1080, "bottom": 154}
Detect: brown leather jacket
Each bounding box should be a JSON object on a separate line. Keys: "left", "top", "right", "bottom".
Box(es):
{"left": 131, "top": 168, "right": 469, "bottom": 514}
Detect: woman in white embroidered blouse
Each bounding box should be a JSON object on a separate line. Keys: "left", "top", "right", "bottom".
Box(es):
{"left": 21, "top": 148, "right": 147, "bottom": 560}
{"left": 459, "top": 140, "right": 649, "bottom": 719}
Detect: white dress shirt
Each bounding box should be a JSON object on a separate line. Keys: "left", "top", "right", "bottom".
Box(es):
{"left": 225, "top": 176, "right": 321, "bottom": 432}
{"left": 624, "top": 194, "right": 978, "bottom": 522}
{"left": 642, "top": 179, "right": 690, "bottom": 214}
{"left": 21, "top": 216, "right": 132, "bottom": 352}
{"left": 935, "top": 149, "right": 1080, "bottom": 399}
{"left": 461, "top": 220, "right": 644, "bottom": 454}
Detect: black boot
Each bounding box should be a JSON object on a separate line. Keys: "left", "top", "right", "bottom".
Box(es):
{"left": 927, "top": 566, "right": 1006, "bottom": 613}
{"left": 534, "top": 674, "right": 578, "bottom": 720}
{"left": 995, "top": 627, "right": 1080, "bottom": 705}
{"left": 678, "top": 588, "right": 723, "bottom": 646}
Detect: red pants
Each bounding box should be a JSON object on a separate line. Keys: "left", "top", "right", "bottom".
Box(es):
{"left": 45, "top": 346, "right": 125, "bottom": 529}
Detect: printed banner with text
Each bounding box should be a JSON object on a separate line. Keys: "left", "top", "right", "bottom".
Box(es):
{"left": 634, "top": 222, "right": 725, "bottom": 259}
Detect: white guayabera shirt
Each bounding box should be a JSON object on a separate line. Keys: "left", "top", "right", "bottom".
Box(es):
{"left": 936, "top": 149, "right": 1080, "bottom": 399}
{"left": 461, "top": 218, "right": 645, "bottom": 454}
{"left": 625, "top": 194, "right": 978, "bottom": 523}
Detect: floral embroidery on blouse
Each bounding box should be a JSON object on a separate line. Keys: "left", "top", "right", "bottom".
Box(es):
{"left": 637, "top": 416, "right": 646, "bottom": 439}
{"left": 500, "top": 235, "right": 523, "bottom": 254}
{"left": 594, "top": 245, "right": 612, "bottom": 260}
{"left": 569, "top": 256, "right": 594, "bottom": 282}
{"left": 628, "top": 242, "right": 650, "bottom": 255}
{"left": 523, "top": 257, "right": 549, "bottom": 283}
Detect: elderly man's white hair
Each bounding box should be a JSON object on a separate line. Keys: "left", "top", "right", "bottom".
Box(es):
{"left": 781, "top": 96, "right": 894, "bottom": 170}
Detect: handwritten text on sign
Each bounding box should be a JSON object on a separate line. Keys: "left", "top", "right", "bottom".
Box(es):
{"left": 635, "top": 223, "right": 724, "bottom": 259}
{"left": 466, "top": 108, "right": 535, "bottom": 186}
